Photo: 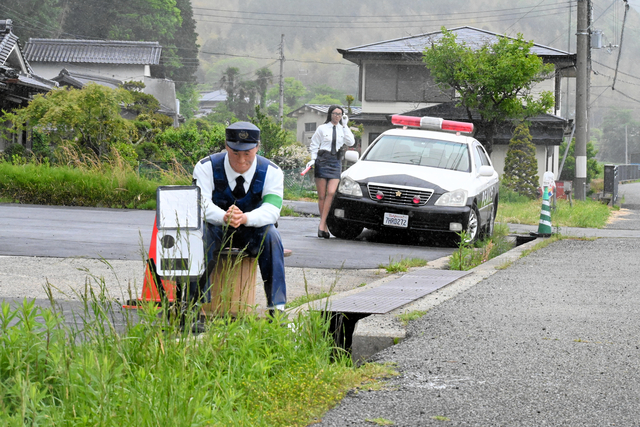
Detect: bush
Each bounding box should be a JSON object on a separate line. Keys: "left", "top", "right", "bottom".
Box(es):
{"left": 502, "top": 122, "right": 539, "bottom": 199}
{"left": 2, "top": 143, "right": 25, "bottom": 162}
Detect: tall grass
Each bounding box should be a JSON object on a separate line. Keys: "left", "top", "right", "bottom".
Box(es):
{"left": 497, "top": 198, "right": 611, "bottom": 228}
{"left": 0, "top": 148, "right": 191, "bottom": 209}
{"left": 0, "top": 280, "right": 389, "bottom": 426}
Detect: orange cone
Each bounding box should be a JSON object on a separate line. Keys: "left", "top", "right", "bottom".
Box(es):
{"left": 122, "top": 217, "right": 176, "bottom": 308}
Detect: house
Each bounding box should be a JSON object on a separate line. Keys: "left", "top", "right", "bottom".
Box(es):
{"left": 336, "top": 26, "right": 577, "bottom": 184}
{"left": 0, "top": 19, "right": 57, "bottom": 152}
{"left": 196, "top": 89, "right": 227, "bottom": 117}
{"left": 288, "top": 104, "right": 362, "bottom": 149}
{"left": 23, "top": 38, "right": 181, "bottom": 126}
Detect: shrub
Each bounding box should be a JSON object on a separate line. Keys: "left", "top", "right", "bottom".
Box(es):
{"left": 502, "top": 122, "right": 539, "bottom": 199}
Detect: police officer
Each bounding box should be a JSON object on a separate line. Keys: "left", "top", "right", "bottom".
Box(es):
{"left": 192, "top": 121, "right": 286, "bottom": 317}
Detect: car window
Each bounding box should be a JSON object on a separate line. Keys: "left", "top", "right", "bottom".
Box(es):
{"left": 363, "top": 135, "right": 470, "bottom": 172}
{"left": 475, "top": 145, "right": 491, "bottom": 166}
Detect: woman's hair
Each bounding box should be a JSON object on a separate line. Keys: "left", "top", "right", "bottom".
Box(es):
{"left": 324, "top": 105, "right": 343, "bottom": 123}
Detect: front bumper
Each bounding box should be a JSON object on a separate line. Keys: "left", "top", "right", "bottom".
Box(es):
{"left": 329, "top": 194, "right": 472, "bottom": 233}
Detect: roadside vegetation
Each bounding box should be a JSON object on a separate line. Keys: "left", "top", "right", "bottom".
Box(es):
{"left": 0, "top": 285, "right": 397, "bottom": 426}
{"left": 497, "top": 185, "right": 612, "bottom": 229}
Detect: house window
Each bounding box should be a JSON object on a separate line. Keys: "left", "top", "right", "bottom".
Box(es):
{"left": 305, "top": 122, "right": 317, "bottom": 132}
{"left": 365, "top": 63, "right": 452, "bottom": 103}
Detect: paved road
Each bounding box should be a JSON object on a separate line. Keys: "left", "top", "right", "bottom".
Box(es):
{"left": 315, "top": 182, "right": 640, "bottom": 426}
{"left": 0, "top": 204, "right": 453, "bottom": 269}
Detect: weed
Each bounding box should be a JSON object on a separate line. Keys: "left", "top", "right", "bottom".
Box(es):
{"left": 280, "top": 204, "right": 301, "bottom": 217}
{"left": 432, "top": 415, "right": 451, "bottom": 421}
{"left": 365, "top": 417, "right": 395, "bottom": 425}
{"left": 397, "top": 310, "right": 428, "bottom": 326}
{"left": 0, "top": 277, "right": 396, "bottom": 426}
{"left": 379, "top": 258, "right": 427, "bottom": 273}
{"left": 286, "top": 291, "right": 334, "bottom": 309}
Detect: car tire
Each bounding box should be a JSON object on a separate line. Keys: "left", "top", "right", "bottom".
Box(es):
{"left": 327, "top": 217, "right": 364, "bottom": 240}
{"left": 463, "top": 205, "right": 480, "bottom": 244}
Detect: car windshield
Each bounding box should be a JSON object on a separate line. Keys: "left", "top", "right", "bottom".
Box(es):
{"left": 363, "top": 135, "right": 471, "bottom": 172}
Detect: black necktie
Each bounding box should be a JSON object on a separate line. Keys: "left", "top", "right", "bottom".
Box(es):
{"left": 233, "top": 176, "right": 246, "bottom": 199}
{"left": 331, "top": 125, "right": 337, "bottom": 155}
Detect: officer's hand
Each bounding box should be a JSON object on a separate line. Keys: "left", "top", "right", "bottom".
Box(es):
{"left": 224, "top": 205, "right": 248, "bottom": 228}
{"left": 342, "top": 115, "right": 349, "bottom": 127}
{"left": 305, "top": 159, "right": 315, "bottom": 169}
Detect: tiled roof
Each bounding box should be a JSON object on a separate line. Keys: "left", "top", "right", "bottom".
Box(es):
{"left": 200, "top": 89, "right": 227, "bottom": 102}
{"left": 23, "top": 39, "right": 162, "bottom": 65}
{"left": 339, "top": 26, "right": 573, "bottom": 59}
{"left": 52, "top": 68, "right": 123, "bottom": 89}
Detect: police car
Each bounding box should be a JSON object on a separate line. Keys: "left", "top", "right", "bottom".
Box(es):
{"left": 326, "top": 115, "right": 499, "bottom": 244}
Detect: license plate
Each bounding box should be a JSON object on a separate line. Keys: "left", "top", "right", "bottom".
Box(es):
{"left": 383, "top": 212, "right": 408, "bottom": 228}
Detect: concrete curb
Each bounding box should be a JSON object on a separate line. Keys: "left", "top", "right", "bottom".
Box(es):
{"left": 350, "top": 237, "right": 545, "bottom": 363}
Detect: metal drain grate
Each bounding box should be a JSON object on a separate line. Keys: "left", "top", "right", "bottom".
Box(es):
{"left": 327, "top": 269, "right": 470, "bottom": 314}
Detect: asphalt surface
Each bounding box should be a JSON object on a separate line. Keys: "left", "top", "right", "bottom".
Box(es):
{"left": 0, "top": 203, "right": 454, "bottom": 268}
{"left": 314, "top": 183, "right": 640, "bottom": 426}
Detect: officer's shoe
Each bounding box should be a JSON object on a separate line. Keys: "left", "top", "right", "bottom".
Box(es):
{"left": 267, "top": 308, "right": 287, "bottom": 326}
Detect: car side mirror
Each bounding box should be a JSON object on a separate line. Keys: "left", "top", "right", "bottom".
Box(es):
{"left": 344, "top": 150, "right": 359, "bottom": 163}
{"left": 478, "top": 165, "right": 494, "bottom": 177}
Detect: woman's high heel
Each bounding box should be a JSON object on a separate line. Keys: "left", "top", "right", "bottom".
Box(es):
{"left": 318, "top": 228, "right": 330, "bottom": 238}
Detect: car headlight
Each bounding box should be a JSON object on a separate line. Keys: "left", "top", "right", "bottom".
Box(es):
{"left": 337, "top": 176, "right": 363, "bottom": 197}
{"left": 435, "top": 189, "right": 468, "bottom": 207}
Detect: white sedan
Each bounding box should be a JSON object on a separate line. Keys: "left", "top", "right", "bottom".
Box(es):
{"left": 327, "top": 115, "right": 500, "bottom": 244}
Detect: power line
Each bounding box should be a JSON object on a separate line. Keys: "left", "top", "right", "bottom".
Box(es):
{"left": 192, "top": 4, "right": 573, "bottom": 29}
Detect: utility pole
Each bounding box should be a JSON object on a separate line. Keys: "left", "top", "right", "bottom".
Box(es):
{"left": 278, "top": 34, "right": 285, "bottom": 129}
{"left": 574, "top": 0, "right": 590, "bottom": 200}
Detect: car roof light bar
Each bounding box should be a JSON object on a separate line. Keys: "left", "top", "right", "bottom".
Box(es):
{"left": 391, "top": 115, "right": 474, "bottom": 134}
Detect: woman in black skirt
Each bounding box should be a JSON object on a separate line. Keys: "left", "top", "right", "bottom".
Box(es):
{"left": 306, "top": 105, "right": 355, "bottom": 238}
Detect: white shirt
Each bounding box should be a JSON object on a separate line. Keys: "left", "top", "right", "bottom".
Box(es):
{"left": 192, "top": 153, "right": 284, "bottom": 227}
{"left": 309, "top": 122, "right": 355, "bottom": 161}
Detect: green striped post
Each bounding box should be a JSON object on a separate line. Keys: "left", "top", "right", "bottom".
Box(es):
{"left": 536, "top": 185, "right": 552, "bottom": 237}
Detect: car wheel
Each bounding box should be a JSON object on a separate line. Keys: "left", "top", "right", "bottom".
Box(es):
{"left": 463, "top": 205, "right": 480, "bottom": 244}
{"left": 327, "top": 217, "right": 364, "bottom": 240}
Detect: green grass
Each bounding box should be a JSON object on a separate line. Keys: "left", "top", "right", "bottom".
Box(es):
{"left": 448, "top": 223, "right": 514, "bottom": 271}
{"left": 497, "top": 198, "right": 612, "bottom": 228}
{"left": 397, "top": 310, "right": 428, "bottom": 326}
{"left": 378, "top": 258, "right": 428, "bottom": 273}
{"left": 286, "top": 291, "right": 334, "bottom": 309}
{"left": 365, "top": 417, "right": 395, "bottom": 425}
{"left": 280, "top": 204, "right": 301, "bottom": 217}
{"left": 0, "top": 284, "right": 396, "bottom": 426}
{"left": 0, "top": 160, "right": 188, "bottom": 209}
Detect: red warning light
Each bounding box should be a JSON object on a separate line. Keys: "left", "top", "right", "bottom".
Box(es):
{"left": 391, "top": 115, "right": 473, "bottom": 134}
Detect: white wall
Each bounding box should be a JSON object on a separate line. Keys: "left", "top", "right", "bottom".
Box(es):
{"left": 29, "top": 62, "right": 148, "bottom": 82}
{"left": 491, "top": 144, "right": 560, "bottom": 187}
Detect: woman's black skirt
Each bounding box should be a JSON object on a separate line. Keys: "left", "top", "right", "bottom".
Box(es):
{"left": 314, "top": 150, "right": 341, "bottom": 179}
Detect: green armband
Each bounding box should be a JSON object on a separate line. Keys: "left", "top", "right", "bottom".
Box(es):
{"left": 263, "top": 194, "right": 283, "bottom": 209}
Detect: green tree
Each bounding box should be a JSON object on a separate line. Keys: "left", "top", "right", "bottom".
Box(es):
{"left": 250, "top": 106, "right": 296, "bottom": 159}
{"left": 3, "top": 0, "right": 62, "bottom": 40}
{"left": 558, "top": 139, "right": 600, "bottom": 184}
{"left": 255, "top": 67, "right": 274, "bottom": 109}
{"left": 502, "top": 122, "right": 539, "bottom": 199}
{"left": 423, "top": 28, "right": 555, "bottom": 155}
{"left": 3, "top": 84, "right": 135, "bottom": 158}
{"left": 268, "top": 77, "right": 307, "bottom": 108}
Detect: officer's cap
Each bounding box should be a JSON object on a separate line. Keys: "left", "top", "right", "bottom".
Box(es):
{"left": 226, "top": 121, "right": 260, "bottom": 151}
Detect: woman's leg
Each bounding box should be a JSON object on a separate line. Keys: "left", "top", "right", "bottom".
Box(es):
{"left": 315, "top": 177, "right": 327, "bottom": 230}
{"left": 319, "top": 178, "right": 340, "bottom": 232}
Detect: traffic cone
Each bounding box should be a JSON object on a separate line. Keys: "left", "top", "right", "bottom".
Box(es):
{"left": 533, "top": 185, "right": 553, "bottom": 237}
{"left": 122, "top": 217, "right": 176, "bottom": 308}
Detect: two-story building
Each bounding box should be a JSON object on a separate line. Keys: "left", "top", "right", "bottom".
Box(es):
{"left": 23, "top": 38, "right": 181, "bottom": 126}
{"left": 335, "top": 26, "right": 576, "bottom": 184}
